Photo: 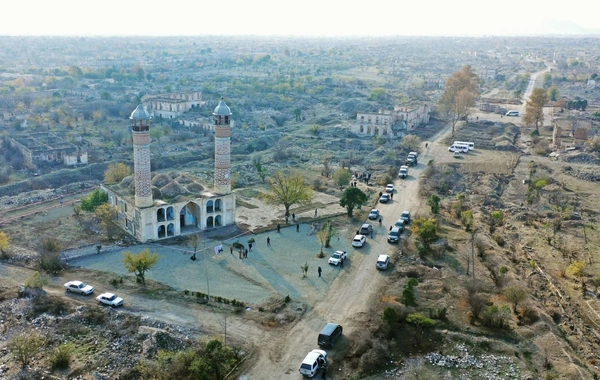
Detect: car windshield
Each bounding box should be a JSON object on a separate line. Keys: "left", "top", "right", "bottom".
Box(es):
{"left": 107, "top": 295, "right": 116, "bottom": 301}
{"left": 332, "top": 253, "right": 342, "bottom": 259}
{"left": 300, "top": 364, "right": 312, "bottom": 370}
{"left": 78, "top": 283, "right": 87, "bottom": 288}
{"left": 389, "top": 231, "right": 398, "bottom": 237}
{"left": 402, "top": 212, "right": 409, "bottom": 218}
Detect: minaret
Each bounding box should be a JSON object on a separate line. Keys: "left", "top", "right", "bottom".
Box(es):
{"left": 130, "top": 104, "right": 153, "bottom": 208}
{"left": 213, "top": 98, "right": 232, "bottom": 194}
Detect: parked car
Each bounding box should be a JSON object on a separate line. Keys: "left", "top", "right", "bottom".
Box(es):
{"left": 360, "top": 223, "right": 373, "bottom": 235}
{"left": 328, "top": 250, "right": 347, "bottom": 266}
{"left": 299, "top": 349, "right": 327, "bottom": 377}
{"left": 506, "top": 110, "right": 519, "bottom": 116}
{"left": 448, "top": 144, "right": 469, "bottom": 153}
{"left": 376, "top": 254, "right": 390, "bottom": 270}
{"left": 352, "top": 234, "right": 367, "bottom": 247}
{"left": 387, "top": 227, "right": 401, "bottom": 244}
{"left": 453, "top": 151, "right": 461, "bottom": 158}
{"left": 400, "top": 211, "right": 411, "bottom": 224}
{"left": 64, "top": 281, "right": 95, "bottom": 295}
{"left": 379, "top": 193, "right": 390, "bottom": 203}
{"left": 368, "top": 209, "right": 380, "bottom": 220}
{"left": 385, "top": 184, "right": 394, "bottom": 193}
{"left": 96, "top": 292, "right": 124, "bottom": 307}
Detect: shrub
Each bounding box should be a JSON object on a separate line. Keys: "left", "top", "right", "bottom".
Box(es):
{"left": 406, "top": 313, "right": 436, "bottom": 328}
{"left": 31, "top": 295, "right": 70, "bottom": 317}
{"left": 481, "top": 305, "right": 511, "bottom": 328}
{"left": 284, "top": 295, "right": 291, "bottom": 303}
{"left": 39, "top": 251, "right": 63, "bottom": 274}
{"left": 49, "top": 343, "right": 74, "bottom": 369}
{"left": 8, "top": 332, "right": 45, "bottom": 368}
{"left": 383, "top": 307, "right": 400, "bottom": 325}
{"left": 520, "top": 304, "right": 540, "bottom": 325}
{"left": 429, "top": 307, "right": 447, "bottom": 320}
{"left": 468, "top": 293, "right": 488, "bottom": 319}
{"left": 493, "top": 233, "right": 506, "bottom": 246}
{"left": 82, "top": 306, "right": 107, "bottom": 325}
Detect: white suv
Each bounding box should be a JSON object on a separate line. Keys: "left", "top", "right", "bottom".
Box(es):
{"left": 299, "top": 349, "right": 327, "bottom": 377}
{"left": 376, "top": 254, "right": 390, "bottom": 270}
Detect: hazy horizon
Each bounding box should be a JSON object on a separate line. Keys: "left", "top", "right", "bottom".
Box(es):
{"left": 3, "top": 0, "right": 599, "bottom": 38}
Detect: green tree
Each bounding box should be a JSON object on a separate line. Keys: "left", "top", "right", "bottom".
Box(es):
{"left": 252, "top": 155, "right": 267, "bottom": 183}
{"left": 104, "top": 163, "right": 132, "bottom": 183}
{"left": 399, "top": 135, "right": 421, "bottom": 152}
{"left": 80, "top": 188, "right": 108, "bottom": 212}
{"left": 382, "top": 307, "right": 400, "bottom": 325}
{"left": 262, "top": 170, "right": 313, "bottom": 216}
{"left": 406, "top": 313, "right": 436, "bottom": 328}
{"left": 368, "top": 88, "right": 389, "bottom": 102}
{"left": 410, "top": 218, "right": 438, "bottom": 254}
{"left": 95, "top": 203, "right": 120, "bottom": 240}
{"left": 567, "top": 260, "right": 587, "bottom": 278}
{"left": 8, "top": 332, "right": 45, "bottom": 368}
{"left": 122, "top": 249, "right": 159, "bottom": 285}
{"left": 439, "top": 65, "right": 480, "bottom": 137}
{"left": 136, "top": 67, "right": 146, "bottom": 81}
{"left": 504, "top": 285, "right": 528, "bottom": 313}
{"left": 0, "top": 231, "right": 9, "bottom": 256}
{"left": 543, "top": 72, "right": 553, "bottom": 88}
{"left": 427, "top": 194, "right": 440, "bottom": 214}
{"left": 333, "top": 168, "right": 351, "bottom": 189}
{"left": 339, "top": 187, "right": 368, "bottom": 217}
{"left": 401, "top": 278, "right": 419, "bottom": 306}
{"left": 461, "top": 210, "right": 474, "bottom": 231}
{"left": 523, "top": 88, "right": 548, "bottom": 130}
{"left": 548, "top": 86, "right": 559, "bottom": 101}
{"left": 316, "top": 227, "right": 328, "bottom": 255}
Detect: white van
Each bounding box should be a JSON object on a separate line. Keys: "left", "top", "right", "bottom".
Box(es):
{"left": 506, "top": 110, "right": 519, "bottom": 117}
{"left": 453, "top": 141, "right": 474, "bottom": 150}
{"left": 448, "top": 144, "right": 469, "bottom": 153}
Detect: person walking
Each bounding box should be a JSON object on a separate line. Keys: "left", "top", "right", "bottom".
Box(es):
{"left": 230, "top": 245, "right": 234, "bottom": 255}
{"left": 370, "top": 230, "right": 373, "bottom": 238}
{"left": 248, "top": 243, "right": 253, "bottom": 251}
{"left": 296, "top": 223, "right": 300, "bottom": 232}
{"left": 292, "top": 213, "right": 295, "bottom": 222}
{"left": 379, "top": 217, "right": 382, "bottom": 226}
{"left": 340, "top": 258, "right": 344, "bottom": 269}
{"left": 277, "top": 223, "right": 281, "bottom": 233}
{"left": 426, "top": 142, "right": 428, "bottom": 148}
{"left": 267, "top": 237, "right": 271, "bottom": 246}
{"left": 244, "top": 248, "right": 248, "bottom": 259}
{"left": 318, "top": 266, "right": 322, "bottom": 277}
{"left": 390, "top": 192, "right": 393, "bottom": 200}
{"left": 314, "top": 208, "right": 318, "bottom": 217}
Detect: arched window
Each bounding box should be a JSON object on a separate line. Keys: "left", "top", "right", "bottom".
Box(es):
{"left": 166, "top": 206, "right": 174, "bottom": 220}
{"left": 215, "top": 199, "right": 222, "bottom": 212}
{"left": 215, "top": 215, "right": 222, "bottom": 227}
{"left": 157, "top": 208, "right": 165, "bottom": 222}
{"left": 158, "top": 225, "right": 166, "bottom": 238}
{"left": 206, "top": 200, "right": 214, "bottom": 213}
{"left": 167, "top": 223, "right": 175, "bottom": 236}
{"left": 206, "top": 216, "right": 214, "bottom": 228}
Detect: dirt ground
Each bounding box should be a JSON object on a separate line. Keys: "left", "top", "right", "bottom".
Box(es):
{"left": 2, "top": 100, "right": 600, "bottom": 379}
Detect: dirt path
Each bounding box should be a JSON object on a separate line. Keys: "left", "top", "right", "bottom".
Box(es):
{"left": 240, "top": 125, "right": 453, "bottom": 379}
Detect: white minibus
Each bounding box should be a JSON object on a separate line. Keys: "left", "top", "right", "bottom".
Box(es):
{"left": 453, "top": 141, "right": 474, "bottom": 150}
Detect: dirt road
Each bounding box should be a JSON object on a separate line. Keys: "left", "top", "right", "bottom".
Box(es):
{"left": 240, "top": 126, "right": 453, "bottom": 379}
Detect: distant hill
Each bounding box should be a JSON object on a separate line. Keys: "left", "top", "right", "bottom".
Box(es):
{"left": 538, "top": 20, "right": 600, "bottom": 35}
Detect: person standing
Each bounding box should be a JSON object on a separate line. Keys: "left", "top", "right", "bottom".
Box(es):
{"left": 318, "top": 266, "right": 322, "bottom": 277}
{"left": 248, "top": 243, "right": 253, "bottom": 251}
{"left": 292, "top": 213, "right": 296, "bottom": 222}
{"left": 277, "top": 223, "right": 281, "bottom": 233}
{"left": 296, "top": 223, "right": 300, "bottom": 232}
{"left": 340, "top": 258, "right": 344, "bottom": 269}
{"left": 314, "top": 208, "right": 318, "bottom": 217}
{"left": 267, "top": 237, "right": 271, "bottom": 246}
{"left": 230, "top": 245, "right": 234, "bottom": 255}
{"left": 244, "top": 248, "right": 248, "bottom": 259}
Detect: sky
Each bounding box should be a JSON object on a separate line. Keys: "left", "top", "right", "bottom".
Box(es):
{"left": 2, "top": 0, "right": 598, "bottom": 37}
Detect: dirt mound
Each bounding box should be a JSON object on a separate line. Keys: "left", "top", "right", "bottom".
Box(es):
{"left": 151, "top": 173, "right": 172, "bottom": 188}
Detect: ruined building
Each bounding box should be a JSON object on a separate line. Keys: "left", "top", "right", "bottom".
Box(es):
{"left": 142, "top": 91, "right": 204, "bottom": 119}
{"left": 350, "top": 103, "right": 431, "bottom": 138}
{"left": 8, "top": 132, "right": 88, "bottom": 167}
{"left": 101, "top": 99, "right": 236, "bottom": 242}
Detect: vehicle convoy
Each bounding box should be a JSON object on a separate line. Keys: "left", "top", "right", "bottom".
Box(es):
{"left": 385, "top": 184, "right": 394, "bottom": 193}
{"left": 64, "top": 281, "right": 95, "bottom": 295}
{"left": 328, "top": 250, "right": 347, "bottom": 266}
{"left": 379, "top": 193, "right": 390, "bottom": 203}
{"left": 400, "top": 210, "right": 412, "bottom": 224}
{"left": 387, "top": 226, "right": 401, "bottom": 243}
{"left": 368, "top": 209, "right": 380, "bottom": 220}
{"left": 352, "top": 234, "right": 367, "bottom": 247}
{"left": 376, "top": 254, "right": 390, "bottom": 270}
{"left": 399, "top": 165, "right": 408, "bottom": 179}
{"left": 299, "top": 349, "right": 327, "bottom": 377}
{"left": 406, "top": 152, "right": 418, "bottom": 166}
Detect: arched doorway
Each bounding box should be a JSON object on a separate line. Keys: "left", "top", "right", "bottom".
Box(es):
{"left": 206, "top": 216, "right": 214, "bottom": 228}
{"left": 180, "top": 202, "right": 201, "bottom": 232}
{"left": 158, "top": 225, "right": 166, "bottom": 239}
{"left": 215, "top": 215, "right": 222, "bottom": 227}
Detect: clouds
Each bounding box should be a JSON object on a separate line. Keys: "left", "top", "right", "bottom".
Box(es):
{"left": 1, "top": 0, "right": 595, "bottom": 36}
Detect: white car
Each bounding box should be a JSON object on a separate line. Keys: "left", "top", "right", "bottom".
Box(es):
{"left": 385, "top": 184, "right": 394, "bottom": 193}
{"left": 376, "top": 254, "right": 390, "bottom": 270}
{"left": 368, "top": 209, "right": 380, "bottom": 220}
{"left": 96, "top": 292, "right": 124, "bottom": 307}
{"left": 64, "top": 281, "right": 95, "bottom": 295}
{"left": 328, "top": 250, "right": 347, "bottom": 266}
{"left": 299, "top": 349, "right": 327, "bottom": 377}
{"left": 352, "top": 234, "right": 367, "bottom": 248}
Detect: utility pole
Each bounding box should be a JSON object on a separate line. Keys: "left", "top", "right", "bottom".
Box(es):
{"left": 203, "top": 241, "right": 210, "bottom": 303}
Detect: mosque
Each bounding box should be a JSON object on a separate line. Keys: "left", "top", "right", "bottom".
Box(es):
{"left": 101, "top": 99, "right": 236, "bottom": 242}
